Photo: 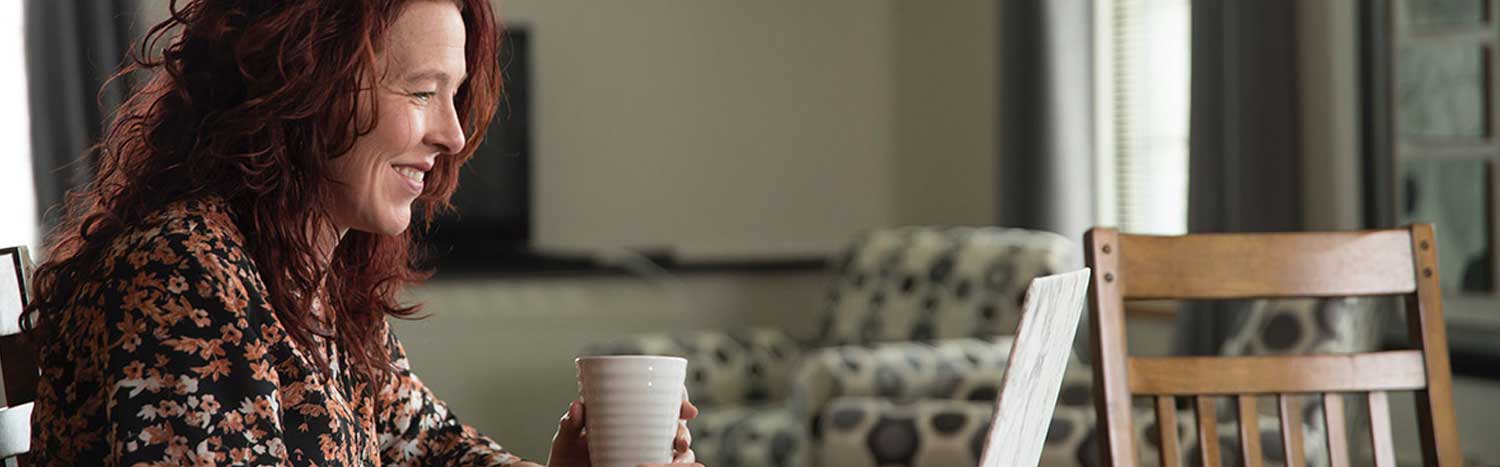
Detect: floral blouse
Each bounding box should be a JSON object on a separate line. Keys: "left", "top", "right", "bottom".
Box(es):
{"left": 30, "top": 198, "right": 521, "bottom": 466}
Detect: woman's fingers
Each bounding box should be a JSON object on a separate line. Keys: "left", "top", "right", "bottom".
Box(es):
{"left": 671, "top": 446, "right": 697, "bottom": 464}
{"left": 679, "top": 386, "right": 699, "bottom": 420}
{"left": 674, "top": 385, "right": 696, "bottom": 463}
{"left": 553, "top": 399, "right": 588, "bottom": 452}
{"left": 673, "top": 420, "right": 692, "bottom": 453}
{"left": 559, "top": 399, "right": 585, "bottom": 435}
{"left": 548, "top": 400, "right": 591, "bottom": 467}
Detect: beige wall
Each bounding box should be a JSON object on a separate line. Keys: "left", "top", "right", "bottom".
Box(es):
{"left": 893, "top": 0, "right": 1002, "bottom": 227}
{"left": 501, "top": 0, "right": 899, "bottom": 261}
{"left": 501, "top": 0, "right": 1002, "bottom": 259}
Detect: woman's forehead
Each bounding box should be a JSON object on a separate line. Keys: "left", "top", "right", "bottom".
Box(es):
{"left": 382, "top": 1, "right": 467, "bottom": 78}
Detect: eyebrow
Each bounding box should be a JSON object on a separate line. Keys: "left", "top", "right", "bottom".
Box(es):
{"left": 402, "top": 69, "right": 468, "bottom": 86}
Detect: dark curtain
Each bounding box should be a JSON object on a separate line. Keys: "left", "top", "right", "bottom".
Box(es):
{"left": 997, "top": 0, "right": 1095, "bottom": 360}
{"left": 997, "top": 0, "right": 1095, "bottom": 244}
{"left": 24, "top": 0, "right": 140, "bottom": 234}
{"left": 1174, "top": 0, "right": 1304, "bottom": 355}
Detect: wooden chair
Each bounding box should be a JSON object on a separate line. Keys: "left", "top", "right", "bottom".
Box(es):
{"left": 1084, "top": 226, "right": 1462, "bottom": 467}
{"left": 0, "top": 246, "right": 36, "bottom": 466}
{"left": 976, "top": 268, "right": 1091, "bottom": 467}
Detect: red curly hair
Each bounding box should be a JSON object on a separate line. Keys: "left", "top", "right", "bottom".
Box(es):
{"left": 23, "top": 0, "right": 502, "bottom": 381}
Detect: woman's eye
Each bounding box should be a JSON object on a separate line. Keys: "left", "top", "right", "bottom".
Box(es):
{"left": 412, "top": 91, "right": 437, "bottom": 102}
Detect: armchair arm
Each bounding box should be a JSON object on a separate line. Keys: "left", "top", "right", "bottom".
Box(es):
{"left": 582, "top": 327, "right": 802, "bottom": 407}
{"left": 789, "top": 336, "right": 1044, "bottom": 420}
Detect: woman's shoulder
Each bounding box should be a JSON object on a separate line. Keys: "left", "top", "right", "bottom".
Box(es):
{"left": 129, "top": 196, "right": 243, "bottom": 242}
{"left": 99, "top": 196, "right": 258, "bottom": 286}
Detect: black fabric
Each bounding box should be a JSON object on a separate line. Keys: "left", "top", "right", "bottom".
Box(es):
{"left": 997, "top": 0, "right": 1095, "bottom": 242}
{"left": 24, "top": 0, "right": 139, "bottom": 231}
{"left": 1186, "top": 0, "right": 1303, "bottom": 235}
{"left": 996, "top": 0, "right": 1095, "bottom": 361}
{"left": 1175, "top": 0, "right": 1304, "bottom": 356}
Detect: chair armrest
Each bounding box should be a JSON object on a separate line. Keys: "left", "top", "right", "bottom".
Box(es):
{"left": 690, "top": 404, "right": 809, "bottom": 467}
{"left": 789, "top": 336, "right": 1043, "bottom": 420}
{"left": 582, "top": 327, "right": 802, "bottom": 406}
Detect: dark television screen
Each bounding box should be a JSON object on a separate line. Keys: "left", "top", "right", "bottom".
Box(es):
{"left": 425, "top": 26, "right": 531, "bottom": 261}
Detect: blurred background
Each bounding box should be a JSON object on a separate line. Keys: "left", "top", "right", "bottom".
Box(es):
{"left": 6, "top": 0, "right": 1500, "bottom": 465}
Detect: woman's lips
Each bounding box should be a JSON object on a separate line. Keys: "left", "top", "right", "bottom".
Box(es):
{"left": 392, "top": 165, "right": 425, "bottom": 194}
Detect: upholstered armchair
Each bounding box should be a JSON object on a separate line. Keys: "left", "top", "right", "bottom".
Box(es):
{"left": 583, "top": 226, "right": 1076, "bottom": 467}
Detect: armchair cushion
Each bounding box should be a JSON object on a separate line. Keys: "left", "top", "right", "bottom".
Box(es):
{"left": 818, "top": 227, "right": 1075, "bottom": 346}
{"left": 690, "top": 404, "right": 809, "bottom": 467}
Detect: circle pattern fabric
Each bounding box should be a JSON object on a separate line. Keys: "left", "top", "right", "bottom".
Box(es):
{"left": 819, "top": 227, "right": 1075, "bottom": 346}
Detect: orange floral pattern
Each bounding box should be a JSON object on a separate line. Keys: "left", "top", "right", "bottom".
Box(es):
{"left": 31, "top": 198, "right": 521, "bottom": 466}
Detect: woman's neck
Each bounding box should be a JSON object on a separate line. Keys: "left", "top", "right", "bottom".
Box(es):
{"left": 313, "top": 221, "right": 348, "bottom": 270}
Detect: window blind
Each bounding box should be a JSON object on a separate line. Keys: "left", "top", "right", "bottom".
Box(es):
{"left": 1096, "top": 0, "right": 1191, "bottom": 235}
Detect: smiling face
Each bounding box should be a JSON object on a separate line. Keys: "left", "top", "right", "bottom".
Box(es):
{"left": 327, "top": 0, "right": 468, "bottom": 236}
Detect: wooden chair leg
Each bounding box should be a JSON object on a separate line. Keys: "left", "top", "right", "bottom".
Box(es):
{"left": 1278, "top": 394, "right": 1306, "bottom": 467}
{"left": 1195, "top": 396, "right": 1222, "bottom": 467}
{"left": 1323, "top": 393, "right": 1350, "bottom": 467}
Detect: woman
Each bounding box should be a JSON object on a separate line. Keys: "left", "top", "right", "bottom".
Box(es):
{"left": 23, "top": 1, "right": 698, "bottom": 465}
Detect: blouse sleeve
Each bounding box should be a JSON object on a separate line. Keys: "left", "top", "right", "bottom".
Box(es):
{"left": 101, "top": 232, "right": 290, "bottom": 465}
{"left": 375, "top": 323, "right": 522, "bottom": 467}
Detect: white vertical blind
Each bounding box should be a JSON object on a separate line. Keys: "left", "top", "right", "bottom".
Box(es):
{"left": 1, "top": 1, "right": 36, "bottom": 251}
{"left": 1095, "top": 0, "right": 1191, "bottom": 235}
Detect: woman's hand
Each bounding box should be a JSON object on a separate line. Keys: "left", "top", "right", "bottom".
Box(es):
{"left": 548, "top": 387, "right": 702, "bottom": 467}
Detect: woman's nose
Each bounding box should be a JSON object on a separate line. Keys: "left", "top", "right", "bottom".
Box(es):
{"left": 426, "top": 103, "right": 466, "bottom": 155}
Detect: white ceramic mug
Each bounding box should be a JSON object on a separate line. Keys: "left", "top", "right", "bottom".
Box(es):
{"left": 576, "top": 355, "right": 688, "bottom": 467}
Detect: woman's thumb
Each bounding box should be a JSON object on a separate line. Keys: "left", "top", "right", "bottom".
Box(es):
{"left": 558, "top": 400, "right": 586, "bottom": 437}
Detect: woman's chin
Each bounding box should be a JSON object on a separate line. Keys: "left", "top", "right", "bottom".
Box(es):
{"left": 380, "top": 218, "right": 412, "bottom": 236}
{"left": 364, "top": 209, "right": 412, "bottom": 236}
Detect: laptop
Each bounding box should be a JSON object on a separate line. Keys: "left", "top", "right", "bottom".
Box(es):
{"left": 976, "top": 268, "right": 1092, "bottom": 467}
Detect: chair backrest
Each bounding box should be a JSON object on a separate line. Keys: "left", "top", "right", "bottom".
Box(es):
{"left": 0, "top": 246, "right": 35, "bottom": 464}
{"left": 1084, "top": 226, "right": 1462, "bottom": 467}
{"left": 819, "top": 226, "right": 1074, "bottom": 346}
{"left": 976, "top": 268, "right": 1091, "bottom": 467}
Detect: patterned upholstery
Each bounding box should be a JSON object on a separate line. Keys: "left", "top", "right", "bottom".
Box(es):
{"left": 690, "top": 404, "right": 808, "bottom": 467}
{"left": 818, "top": 227, "right": 1075, "bottom": 345}
{"left": 818, "top": 398, "right": 999, "bottom": 467}
{"left": 789, "top": 337, "right": 1016, "bottom": 420}
{"left": 1219, "top": 297, "right": 1385, "bottom": 357}
{"left": 812, "top": 362, "right": 1100, "bottom": 467}
{"left": 819, "top": 398, "right": 1144, "bottom": 467}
